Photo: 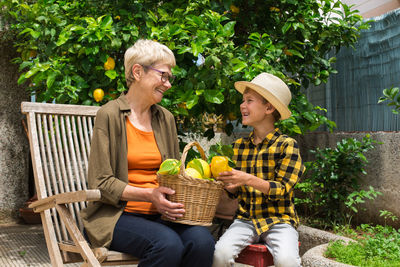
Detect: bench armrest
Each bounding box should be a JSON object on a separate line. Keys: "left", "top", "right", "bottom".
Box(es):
{"left": 29, "top": 189, "right": 101, "bottom": 212}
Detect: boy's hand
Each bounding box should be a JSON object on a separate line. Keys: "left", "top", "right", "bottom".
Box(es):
{"left": 216, "top": 169, "right": 251, "bottom": 190}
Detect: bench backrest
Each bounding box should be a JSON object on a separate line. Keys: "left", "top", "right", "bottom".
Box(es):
{"left": 22, "top": 102, "right": 100, "bottom": 243}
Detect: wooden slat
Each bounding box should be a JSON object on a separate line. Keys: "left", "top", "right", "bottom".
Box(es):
{"left": 59, "top": 242, "right": 139, "bottom": 265}
{"left": 77, "top": 116, "right": 89, "bottom": 184}
{"left": 55, "top": 204, "right": 101, "bottom": 267}
{"left": 21, "top": 102, "right": 100, "bottom": 116}
{"left": 39, "top": 114, "right": 67, "bottom": 242}
{"left": 44, "top": 114, "right": 68, "bottom": 243}
{"left": 29, "top": 190, "right": 101, "bottom": 212}
{"left": 59, "top": 116, "right": 80, "bottom": 227}
{"left": 26, "top": 111, "right": 65, "bottom": 266}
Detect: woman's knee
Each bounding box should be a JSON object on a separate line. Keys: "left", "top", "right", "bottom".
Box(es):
{"left": 156, "top": 232, "right": 184, "bottom": 255}
{"left": 180, "top": 226, "right": 215, "bottom": 264}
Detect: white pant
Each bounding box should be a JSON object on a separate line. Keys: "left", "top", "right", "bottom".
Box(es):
{"left": 213, "top": 219, "right": 301, "bottom": 267}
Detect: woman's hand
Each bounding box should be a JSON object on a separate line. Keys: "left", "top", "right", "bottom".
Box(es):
{"left": 151, "top": 187, "right": 185, "bottom": 220}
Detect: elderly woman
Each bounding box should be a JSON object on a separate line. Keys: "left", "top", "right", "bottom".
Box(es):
{"left": 81, "top": 39, "right": 215, "bottom": 267}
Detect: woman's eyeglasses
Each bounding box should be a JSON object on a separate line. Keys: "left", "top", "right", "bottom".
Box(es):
{"left": 145, "top": 66, "right": 176, "bottom": 84}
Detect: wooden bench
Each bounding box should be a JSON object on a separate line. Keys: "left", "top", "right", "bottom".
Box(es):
{"left": 22, "top": 102, "right": 139, "bottom": 266}
{"left": 22, "top": 101, "right": 288, "bottom": 267}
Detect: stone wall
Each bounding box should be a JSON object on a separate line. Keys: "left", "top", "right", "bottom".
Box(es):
{"left": 297, "top": 131, "right": 400, "bottom": 228}
{"left": 0, "top": 36, "right": 30, "bottom": 223}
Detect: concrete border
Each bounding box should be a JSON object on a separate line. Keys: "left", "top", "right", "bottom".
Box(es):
{"left": 298, "top": 225, "right": 355, "bottom": 267}
{"left": 302, "top": 244, "right": 355, "bottom": 267}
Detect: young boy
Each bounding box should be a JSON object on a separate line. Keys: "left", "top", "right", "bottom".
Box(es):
{"left": 213, "top": 73, "right": 305, "bottom": 267}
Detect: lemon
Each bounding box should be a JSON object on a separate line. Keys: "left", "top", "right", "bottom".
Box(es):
{"left": 210, "top": 156, "right": 232, "bottom": 178}
{"left": 104, "top": 57, "right": 115, "bottom": 70}
{"left": 185, "top": 168, "right": 202, "bottom": 179}
{"left": 158, "top": 159, "right": 181, "bottom": 175}
{"left": 187, "top": 158, "right": 211, "bottom": 178}
{"left": 29, "top": 50, "right": 37, "bottom": 58}
{"left": 93, "top": 88, "right": 105, "bottom": 102}
{"left": 230, "top": 4, "right": 240, "bottom": 14}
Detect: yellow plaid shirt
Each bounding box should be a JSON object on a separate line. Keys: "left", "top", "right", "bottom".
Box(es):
{"left": 230, "top": 128, "right": 305, "bottom": 235}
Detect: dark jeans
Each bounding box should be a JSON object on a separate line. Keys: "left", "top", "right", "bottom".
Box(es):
{"left": 110, "top": 212, "right": 215, "bottom": 267}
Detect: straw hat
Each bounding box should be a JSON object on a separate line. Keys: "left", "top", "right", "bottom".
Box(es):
{"left": 234, "top": 72, "right": 292, "bottom": 120}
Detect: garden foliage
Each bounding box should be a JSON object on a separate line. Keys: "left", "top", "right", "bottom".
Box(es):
{"left": 296, "top": 134, "right": 381, "bottom": 226}
{"left": 326, "top": 222, "right": 400, "bottom": 266}
{"left": 379, "top": 86, "right": 400, "bottom": 115}
{"left": 1, "top": 0, "right": 369, "bottom": 137}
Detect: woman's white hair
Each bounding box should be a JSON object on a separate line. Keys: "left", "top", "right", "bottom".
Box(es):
{"left": 124, "top": 39, "right": 176, "bottom": 87}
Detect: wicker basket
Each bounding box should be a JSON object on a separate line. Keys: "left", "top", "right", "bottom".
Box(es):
{"left": 157, "top": 141, "right": 224, "bottom": 226}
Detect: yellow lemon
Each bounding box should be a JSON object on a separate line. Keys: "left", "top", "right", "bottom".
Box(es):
{"left": 104, "top": 57, "right": 115, "bottom": 70}
{"left": 93, "top": 88, "right": 105, "bottom": 102}
{"left": 230, "top": 4, "right": 240, "bottom": 14}
{"left": 29, "top": 50, "right": 37, "bottom": 58}
{"left": 158, "top": 159, "right": 180, "bottom": 175}
{"left": 210, "top": 156, "right": 232, "bottom": 178}
{"left": 227, "top": 112, "right": 237, "bottom": 121}
{"left": 187, "top": 158, "right": 211, "bottom": 179}
{"left": 185, "top": 167, "right": 202, "bottom": 179}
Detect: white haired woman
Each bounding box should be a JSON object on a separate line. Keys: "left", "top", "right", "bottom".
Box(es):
{"left": 81, "top": 39, "right": 215, "bottom": 267}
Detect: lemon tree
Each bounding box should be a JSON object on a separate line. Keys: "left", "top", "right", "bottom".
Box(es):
{"left": 2, "top": 0, "right": 367, "bottom": 136}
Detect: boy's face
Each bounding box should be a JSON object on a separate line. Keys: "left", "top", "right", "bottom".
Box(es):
{"left": 240, "top": 89, "right": 273, "bottom": 126}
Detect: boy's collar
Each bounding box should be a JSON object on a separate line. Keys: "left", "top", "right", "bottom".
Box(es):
{"left": 248, "top": 128, "right": 281, "bottom": 146}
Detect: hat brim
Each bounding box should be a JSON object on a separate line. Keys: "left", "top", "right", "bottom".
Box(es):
{"left": 234, "top": 81, "right": 291, "bottom": 120}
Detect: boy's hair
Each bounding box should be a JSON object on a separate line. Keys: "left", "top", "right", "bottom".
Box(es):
{"left": 124, "top": 39, "right": 176, "bottom": 87}
{"left": 262, "top": 98, "right": 281, "bottom": 122}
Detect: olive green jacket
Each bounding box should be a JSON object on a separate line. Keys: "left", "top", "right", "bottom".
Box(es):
{"left": 81, "top": 94, "right": 180, "bottom": 249}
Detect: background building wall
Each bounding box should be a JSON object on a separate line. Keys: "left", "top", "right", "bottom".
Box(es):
{"left": 307, "top": 9, "right": 400, "bottom": 132}
{"left": 343, "top": 0, "right": 400, "bottom": 18}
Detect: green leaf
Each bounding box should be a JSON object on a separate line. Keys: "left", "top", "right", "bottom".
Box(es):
{"left": 46, "top": 71, "right": 57, "bottom": 88}
{"left": 287, "top": 49, "right": 304, "bottom": 59}
{"left": 191, "top": 42, "right": 203, "bottom": 56}
{"left": 17, "top": 74, "right": 27, "bottom": 85}
{"left": 222, "top": 21, "right": 236, "bottom": 37}
{"left": 204, "top": 90, "right": 224, "bottom": 104}
{"left": 100, "top": 15, "right": 113, "bottom": 29}
{"left": 169, "top": 25, "right": 182, "bottom": 36}
{"left": 111, "top": 38, "right": 122, "bottom": 48}
{"left": 232, "top": 59, "right": 247, "bottom": 72}
{"left": 186, "top": 94, "right": 199, "bottom": 109}
{"left": 30, "top": 30, "right": 41, "bottom": 39}
{"left": 105, "top": 70, "right": 117, "bottom": 80}
{"left": 282, "top": 23, "right": 292, "bottom": 34}
{"left": 24, "top": 68, "right": 40, "bottom": 79}
{"left": 56, "top": 31, "right": 71, "bottom": 46}
{"left": 177, "top": 46, "right": 192, "bottom": 54}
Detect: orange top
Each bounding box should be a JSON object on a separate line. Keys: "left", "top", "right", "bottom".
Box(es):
{"left": 124, "top": 118, "right": 162, "bottom": 214}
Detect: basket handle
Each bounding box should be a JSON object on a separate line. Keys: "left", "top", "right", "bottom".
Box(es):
{"left": 180, "top": 141, "right": 207, "bottom": 173}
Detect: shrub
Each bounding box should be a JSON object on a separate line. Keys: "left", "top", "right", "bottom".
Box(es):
{"left": 296, "top": 134, "right": 381, "bottom": 226}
